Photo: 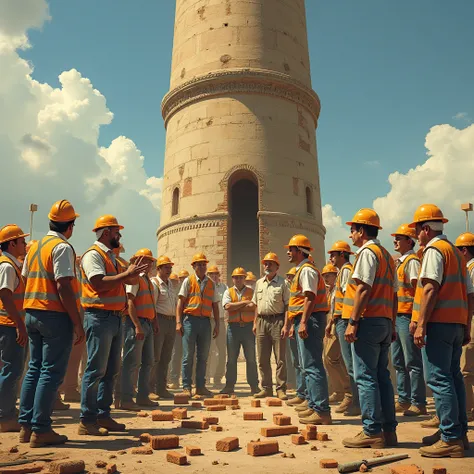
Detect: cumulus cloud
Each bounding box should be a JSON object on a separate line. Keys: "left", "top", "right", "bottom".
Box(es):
{"left": 0, "top": 1, "right": 162, "bottom": 256}
{"left": 322, "top": 204, "right": 349, "bottom": 250}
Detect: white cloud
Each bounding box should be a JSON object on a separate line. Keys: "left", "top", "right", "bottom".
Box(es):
{"left": 322, "top": 204, "right": 349, "bottom": 250}
{"left": 0, "top": 1, "right": 162, "bottom": 257}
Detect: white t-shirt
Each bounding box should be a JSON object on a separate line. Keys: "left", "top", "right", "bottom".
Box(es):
{"left": 178, "top": 275, "right": 220, "bottom": 303}
{"left": 398, "top": 250, "right": 421, "bottom": 285}
{"left": 81, "top": 241, "right": 117, "bottom": 280}
{"left": 467, "top": 258, "right": 474, "bottom": 295}
{"left": 0, "top": 252, "right": 21, "bottom": 292}
{"left": 339, "top": 266, "right": 351, "bottom": 294}
{"left": 295, "top": 258, "right": 319, "bottom": 295}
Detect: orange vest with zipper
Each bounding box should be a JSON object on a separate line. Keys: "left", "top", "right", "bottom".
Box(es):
{"left": 333, "top": 263, "right": 352, "bottom": 317}
{"left": 184, "top": 274, "right": 215, "bottom": 318}
{"left": 227, "top": 286, "right": 254, "bottom": 323}
{"left": 0, "top": 255, "right": 25, "bottom": 327}
{"left": 397, "top": 253, "right": 419, "bottom": 314}
{"left": 129, "top": 274, "right": 156, "bottom": 320}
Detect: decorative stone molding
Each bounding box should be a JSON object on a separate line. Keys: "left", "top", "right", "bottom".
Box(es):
{"left": 157, "top": 212, "right": 228, "bottom": 240}
{"left": 258, "top": 211, "right": 326, "bottom": 238}
{"left": 162, "top": 68, "right": 321, "bottom": 128}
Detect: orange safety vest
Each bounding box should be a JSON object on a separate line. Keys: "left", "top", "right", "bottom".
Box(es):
{"left": 333, "top": 263, "right": 352, "bottom": 317}
{"left": 81, "top": 244, "right": 127, "bottom": 311}
{"left": 288, "top": 262, "right": 328, "bottom": 319}
{"left": 184, "top": 274, "right": 215, "bottom": 318}
{"left": 397, "top": 253, "right": 420, "bottom": 314}
{"left": 129, "top": 274, "right": 156, "bottom": 320}
{"left": 0, "top": 255, "right": 25, "bottom": 327}
{"left": 342, "top": 243, "right": 395, "bottom": 320}
{"left": 227, "top": 286, "right": 254, "bottom": 323}
{"left": 412, "top": 239, "right": 468, "bottom": 325}
{"left": 23, "top": 235, "right": 80, "bottom": 313}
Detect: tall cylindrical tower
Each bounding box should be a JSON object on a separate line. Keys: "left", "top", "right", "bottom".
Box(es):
{"left": 158, "top": 0, "right": 325, "bottom": 281}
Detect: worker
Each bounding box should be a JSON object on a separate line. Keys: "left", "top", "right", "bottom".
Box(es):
{"left": 150, "top": 255, "right": 177, "bottom": 399}
{"left": 321, "top": 263, "right": 351, "bottom": 413}
{"left": 20, "top": 200, "right": 85, "bottom": 448}
{"left": 390, "top": 224, "right": 426, "bottom": 417}
{"left": 79, "top": 215, "right": 148, "bottom": 436}
{"left": 286, "top": 235, "right": 331, "bottom": 424}
{"left": 176, "top": 253, "right": 220, "bottom": 397}
{"left": 220, "top": 267, "right": 258, "bottom": 394}
{"left": 178, "top": 270, "right": 189, "bottom": 285}
{"left": 341, "top": 209, "right": 397, "bottom": 449}
{"left": 455, "top": 232, "right": 474, "bottom": 422}
{"left": 169, "top": 273, "right": 179, "bottom": 292}
{"left": 207, "top": 265, "right": 228, "bottom": 388}
{"left": 0, "top": 225, "right": 28, "bottom": 433}
{"left": 284, "top": 268, "right": 297, "bottom": 390}
{"left": 326, "top": 241, "right": 360, "bottom": 417}
{"left": 410, "top": 205, "right": 472, "bottom": 458}
{"left": 245, "top": 271, "right": 257, "bottom": 291}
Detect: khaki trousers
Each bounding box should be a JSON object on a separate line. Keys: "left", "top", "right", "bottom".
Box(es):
{"left": 461, "top": 323, "right": 474, "bottom": 413}
{"left": 324, "top": 323, "right": 351, "bottom": 398}
{"left": 59, "top": 339, "right": 86, "bottom": 394}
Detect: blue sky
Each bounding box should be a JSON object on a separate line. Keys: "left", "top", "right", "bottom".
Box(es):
{"left": 22, "top": 0, "right": 474, "bottom": 225}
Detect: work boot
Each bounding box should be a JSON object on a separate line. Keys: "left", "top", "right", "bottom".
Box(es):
{"left": 98, "top": 417, "right": 126, "bottom": 432}
{"left": 286, "top": 396, "right": 305, "bottom": 407}
{"left": 195, "top": 387, "right": 214, "bottom": 397}
{"left": 342, "top": 430, "right": 385, "bottom": 449}
{"left": 300, "top": 411, "right": 332, "bottom": 425}
{"left": 421, "top": 415, "right": 440, "bottom": 429}
{"left": 168, "top": 382, "right": 180, "bottom": 390}
{"left": 219, "top": 386, "right": 235, "bottom": 395}
{"left": 467, "top": 411, "right": 474, "bottom": 422}
{"left": 120, "top": 400, "right": 141, "bottom": 411}
{"left": 156, "top": 389, "right": 174, "bottom": 400}
{"left": 63, "top": 390, "right": 81, "bottom": 403}
{"left": 276, "top": 389, "right": 288, "bottom": 401}
{"left": 250, "top": 386, "right": 260, "bottom": 395}
{"left": 344, "top": 404, "right": 362, "bottom": 417}
{"left": 295, "top": 400, "right": 309, "bottom": 412}
{"left": 383, "top": 431, "right": 399, "bottom": 447}
{"left": 0, "top": 419, "right": 21, "bottom": 432}
{"left": 404, "top": 405, "right": 428, "bottom": 417}
{"left": 53, "top": 395, "right": 70, "bottom": 411}
{"left": 419, "top": 439, "right": 464, "bottom": 458}
{"left": 334, "top": 396, "right": 352, "bottom": 413}
{"left": 30, "top": 430, "right": 68, "bottom": 448}
{"left": 422, "top": 430, "right": 470, "bottom": 450}
{"left": 298, "top": 408, "right": 315, "bottom": 418}
{"left": 19, "top": 426, "right": 32, "bottom": 443}
{"left": 149, "top": 393, "right": 161, "bottom": 401}
{"left": 395, "top": 401, "right": 411, "bottom": 413}
{"left": 136, "top": 397, "right": 159, "bottom": 407}
{"left": 182, "top": 389, "right": 193, "bottom": 398}
{"left": 328, "top": 392, "right": 344, "bottom": 404}
{"left": 78, "top": 421, "right": 109, "bottom": 436}
{"left": 253, "top": 389, "right": 273, "bottom": 399}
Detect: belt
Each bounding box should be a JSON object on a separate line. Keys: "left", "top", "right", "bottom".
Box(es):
{"left": 157, "top": 313, "right": 175, "bottom": 320}
{"left": 230, "top": 321, "right": 253, "bottom": 327}
{"left": 258, "top": 313, "right": 284, "bottom": 318}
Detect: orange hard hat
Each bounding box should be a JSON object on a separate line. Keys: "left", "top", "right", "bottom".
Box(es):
{"left": 346, "top": 208, "right": 382, "bottom": 229}
{"left": 179, "top": 269, "right": 189, "bottom": 278}
{"left": 284, "top": 234, "right": 313, "bottom": 251}
{"left": 92, "top": 215, "right": 124, "bottom": 232}
{"left": 286, "top": 267, "right": 297, "bottom": 276}
{"left": 321, "top": 263, "right": 338, "bottom": 275}
{"left": 245, "top": 271, "right": 257, "bottom": 281}
{"left": 169, "top": 273, "right": 179, "bottom": 281}
{"left": 455, "top": 232, "right": 474, "bottom": 248}
{"left": 391, "top": 224, "right": 417, "bottom": 239}
{"left": 231, "top": 267, "right": 247, "bottom": 277}
{"left": 327, "top": 241, "right": 353, "bottom": 255}
{"left": 48, "top": 200, "right": 79, "bottom": 223}
{"left": 191, "top": 253, "right": 209, "bottom": 264}
{"left": 156, "top": 255, "right": 174, "bottom": 267}
{"left": 0, "top": 225, "right": 29, "bottom": 245}
{"left": 408, "top": 204, "right": 448, "bottom": 228}
{"left": 207, "top": 265, "right": 219, "bottom": 274}
{"left": 261, "top": 252, "right": 280, "bottom": 265}
{"left": 131, "top": 248, "right": 156, "bottom": 262}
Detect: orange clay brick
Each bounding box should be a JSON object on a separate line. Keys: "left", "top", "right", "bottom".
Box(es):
{"left": 273, "top": 415, "right": 291, "bottom": 426}
{"left": 307, "top": 424, "right": 318, "bottom": 433}
{"left": 301, "top": 429, "right": 316, "bottom": 441}
{"left": 320, "top": 459, "right": 338, "bottom": 469}
{"left": 216, "top": 437, "right": 239, "bottom": 452}
{"left": 49, "top": 460, "right": 86, "bottom": 473}
{"left": 247, "top": 440, "right": 279, "bottom": 456}
{"left": 266, "top": 398, "right": 283, "bottom": 407}
{"left": 172, "top": 407, "right": 188, "bottom": 420}
{"left": 185, "top": 446, "right": 201, "bottom": 456}
{"left": 390, "top": 466, "right": 424, "bottom": 474}
{"left": 432, "top": 467, "right": 447, "bottom": 474}
{"left": 151, "top": 410, "right": 173, "bottom": 421}
{"left": 131, "top": 446, "right": 153, "bottom": 455}
{"left": 166, "top": 451, "right": 187, "bottom": 466}
{"left": 137, "top": 411, "right": 148, "bottom": 417}
{"left": 317, "top": 432, "right": 329, "bottom": 441}
{"left": 181, "top": 420, "right": 209, "bottom": 430}
{"left": 150, "top": 435, "right": 179, "bottom": 450}
{"left": 174, "top": 393, "right": 189, "bottom": 405}
{"left": 251, "top": 399, "right": 261, "bottom": 408}
{"left": 261, "top": 426, "right": 298, "bottom": 437}
{"left": 291, "top": 434, "right": 306, "bottom": 445}
{"left": 211, "top": 425, "right": 223, "bottom": 432}
{"left": 106, "top": 464, "right": 117, "bottom": 474}
{"left": 191, "top": 402, "right": 202, "bottom": 408}
{"left": 207, "top": 405, "right": 226, "bottom": 411}
{"left": 139, "top": 433, "right": 152, "bottom": 442}
{"left": 223, "top": 398, "right": 239, "bottom": 406}
{"left": 243, "top": 412, "right": 264, "bottom": 421}
{"left": 203, "top": 416, "right": 219, "bottom": 425}
{"left": 227, "top": 404, "right": 240, "bottom": 410}
{"left": 214, "top": 394, "right": 230, "bottom": 399}
{"left": 204, "top": 398, "right": 223, "bottom": 406}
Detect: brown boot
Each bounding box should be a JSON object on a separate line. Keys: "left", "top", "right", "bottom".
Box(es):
{"left": 98, "top": 417, "right": 126, "bottom": 432}
{"left": 181, "top": 389, "right": 192, "bottom": 398}
{"left": 295, "top": 400, "right": 309, "bottom": 412}
{"left": 421, "top": 415, "right": 440, "bottom": 428}
{"left": 148, "top": 393, "right": 160, "bottom": 401}
{"left": 276, "top": 389, "right": 288, "bottom": 401}
{"left": 383, "top": 431, "right": 398, "bottom": 447}
{"left": 19, "top": 425, "right": 32, "bottom": 443}
{"left": 30, "top": 430, "right": 68, "bottom": 448}
{"left": 156, "top": 390, "right": 174, "bottom": 399}
{"left": 299, "top": 411, "right": 332, "bottom": 425}
{"left": 422, "top": 430, "right": 470, "bottom": 450}
{"left": 0, "top": 419, "right": 21, "bottom": 433}
{"left": 167, "top": 382, "right": 180, "bottom": 390}
{"left": 195, "top": 387, "right": 214, "bottom": 397}
{"left": 419, "top": 439, "right": 464, "bottom": 458}
{"left": 328, "top": 392, "right": 344, "bottom": 404}
{"left": 404, "top": 405, "right": 428, "bottom": 417}
{"left": 286, "top": 396, "right": 305, "bottom": 407}
{"left": 334, "top": 397, "right": 352, "bottom": 414}
{"left": 343, "top": 430, "right": 385, "bottom": 449}
{"left": 253, "top": 389, "right": 273, "bottom": 399}
{"left": 78, "top": 421, "right": 109, "bottom": 436}
{"left": 395, "top": 401, "right": 411, "bottom": 413}
{"left": 120, "top": 400, "right": 141, "bottom": 411}
{"left": 298, "top": 408, "right": 315, "bottom": 418}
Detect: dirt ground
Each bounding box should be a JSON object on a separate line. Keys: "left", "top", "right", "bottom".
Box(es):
{"left": 0, "top": 361, "right": 472, "bottom": 474}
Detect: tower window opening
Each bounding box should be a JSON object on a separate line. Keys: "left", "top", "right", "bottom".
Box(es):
{"left": 306, "top": 186, "right": 313, "bottom": 215}
{"left": 172, "top": 187, "right": 180, "bottom": 216}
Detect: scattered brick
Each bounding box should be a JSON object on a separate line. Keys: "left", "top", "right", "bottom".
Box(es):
{"left": 151, "top": 410, "right": 174, "bottom": 421}
{"left": 204, "top": 398, "right": 223, "bottom": 406}
{"left": 360, "top": 464, "right": 368, "bottom": 473}
{"left": 432, "top": 467, "right": 447, "bottom": 474}
{"left": 131, "top": 446, "right": 153, "bottom": 454}
{"left": 251, "top": 399, "right": 261, "bottom": 408}
{"left": 273, "top": 415, "right": 291, "bottom": 426}
{"left": 310, "top": 446, "right": 318, "bottom": 451}
{"left": 0, "top": 463, "right": 45, "bottom": 473}
{"left": 320, "top": 459, "right": 338, "bottom": 469}
{"left": 216, "top": 437, "right": 239, "bottom": 452}
{"left": 261, "top": 425, "right": 299, "bottom": 437}
{"left": 214, "top": 394, "right": 230, "bottom": 399}
{"left": 390, "top": 466, "right": 424, "bottom": 474}
{"left": 139, "top": 433, "right": 152, "bottom": 442}
{"left": 291, "top": 434, "right": 306, "bottom": 445}
{"left": 185, "top": 446, "right": 201, "bottom": 456}
{"left": 247, "top": 440, "right": 279, "bottom": 456}
{"left": 266, "top": 398, "right": 283, "bottom": 407}
{"left": 96, "top": 461, "right": 107, "bottom": 468}
{"left": 174, "top": 393, "right": 190, "bottom": 405}
{"left": 301, "top": 429, "right": 316, "bottom": 440}
{"left": 231, "top": 394, "right": 238, "bottom": 399}
{"left": 117, "top": 450, "right": 127, "bottom": 455}
{"left": 106, "top": 464, "right": 117, "bottom": 474}
{"left": 137, "top": 411, "right": 148, "bottom": 417}
{"left": 223, "top": 398, "right": 239, "bottom": 406}
{"left": 317, "top": 432, "right": 329, "bottom": 441}
{"left": 191, "top": 402, "right": 202, "bottom": 408}
{"left": 9, "top": 446, "right": 18, "bottom": 453}
{"left": 211, "top": 425, "right": 223, "bottom": 432}
{"left": 207, "top": 405, "right": 226, "bottom": 411}
{"left": 150, "top": 434, "right": 179, "bottom": 450}
{"left": 243, "top": 412, "right": 264, "bottom": 421}
{"left": 181, "top": 420, "right": 209, "bottom": 430}
{"left": 167, "top": 451, "right": 187, "bottom": 466}
{"left": 108, "top": 455, "right": 117, "bottom": 459}
{"left": 203, "top": 416, "right": 219, "bottom": 425}
{"left": 49, "top": 460, "right": 86, "bottom": 473}
{"left": 172, "top": 407, "right": 188, "bottom": 420}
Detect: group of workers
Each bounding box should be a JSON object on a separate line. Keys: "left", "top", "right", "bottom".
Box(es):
{"left": 0, "top": 200, "right": 472, "bottom": 460}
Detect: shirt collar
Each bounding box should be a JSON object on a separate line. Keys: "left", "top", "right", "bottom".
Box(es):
{"left": 2, "top": 251, "right": 22, "bottom": 268}
{"left": 196, "top": 274, "right": 208, "bottom": 284}
{"left": 47, "top": 230, "right": 68, "bottom": 242}
{"left": 398, "top": 249, "right": 415, "bottom": 263}
{"left": 426, "top": 234, "right": 448, "bottom": 248}
{"left": 233, "top": 285, "right": 246, "bottom": 294}
{"left": 295, "top": 258, "right": 309, "bottom": 270}
{"left": 467, "top": 258, "right": 474, "bottom": 269}
{"left": 94, "top": 240, "right": 114, "bottom": 254}
{"left": 157, "top": 276, "right": 169, "bottom": 286}
{"left": 356, "top": 239, "right": 380, "bottom": 255}
{"left": 264, "top": 273, "right": 280, "bottom": 284}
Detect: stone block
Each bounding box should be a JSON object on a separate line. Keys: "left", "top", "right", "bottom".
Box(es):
{"left": 150, "top": 435, "right": 179, "bottom": 450}
{"left": 319, "top": 459, "right": 338, "bottom": 469}
{"left": 167, "top": 451, "right": 188, "bottom": 465}
{"left": 216, "top": 437, "right": 239, "bottom": 452}
{"left": 243, "top": 412, "right": 264, "bottom": 421}
{"left": 247, "top": 440, "right": 279, "bottom": 456}
{"left": 260, "top": 426, "right": 298, "bottom": 437}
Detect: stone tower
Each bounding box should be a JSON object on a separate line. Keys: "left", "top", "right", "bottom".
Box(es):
{"left": 158, "top": 0, "right": 324, "bottom": 281}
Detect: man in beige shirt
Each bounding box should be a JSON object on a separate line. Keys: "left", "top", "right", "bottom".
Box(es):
{"left": 252, "top": 253, "right": 290, "bottom": 400}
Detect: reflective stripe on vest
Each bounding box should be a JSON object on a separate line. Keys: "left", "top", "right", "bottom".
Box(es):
{"left": 342, "top": 243, "right": 395, "bottom": 320}
{"left": 184, "top": 275, "right": 214, "bottom": 317}
{"left": 397, "top": 253, "right": 419, "bottom": 314}
{"left": 333, "top": 263, "right": 352, "bottom": 317}
{"left": 227, "top": 286, "right": 254, "bottom": 323}
{"left": 412, "top": 240, "right": 468, "bottom": 325}
{"left": 0, "top": 256, "right": 25, "bottom": 326}
{"left": 23, "top": 235, "right": 80, "bottom": 313}
{"left": 131, "top": 274, "right": 156, "bottom": 320}
{"left": 80, "top": 245, "right": 127, "bottom": 311}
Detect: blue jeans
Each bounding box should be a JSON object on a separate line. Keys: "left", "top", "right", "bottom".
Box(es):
{"left": 182, "top": 315, "right": 211, "bottom": 390}
{"left": 225, "top": 323, "right": 258, "bottom": 389}
{"left": 294, "top": 312, "right": 330, "bottom": 414}
{"left": 335, "top": 318, "right": 360, "bottom": 408}
{"left": 19, "top": 310, "right": 73, "bottom": 432}
{"left": 0, "top": 325, "right": 26, "bottom": 421}
{"left": 289, "top": 335, "right": 306, "bottom": 400}
{"left": 121, "top": 317, "right": 154, "bottom": 402}
{"left": 391, "top": 314, "right": 426, "bottom": 406}
{"left": 352, "top": 317, "right": 397, "bottom": 435}
{"left": 80, "top": 309, "right": 122, "bottom": 422}
{"left": 423, "top": 322, "right": 467, "bottom": 441}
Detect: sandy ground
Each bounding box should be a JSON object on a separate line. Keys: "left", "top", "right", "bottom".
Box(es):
{"left": 0, "top": 361, "right": 472, "bottom": 474}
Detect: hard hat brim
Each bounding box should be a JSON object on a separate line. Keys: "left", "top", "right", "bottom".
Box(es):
{"left": 0, "top": 232, "right": 30, "bottom": 244}
{"left": 261, "top": 259, "right": 280, "bottom": 264}
{"left": 284, "top": 244, "right": 314, "bottom": 252}
{"left": 346, "top": 220, "right": 383, "bottom": 230}
{"left": 327, "top": 248, "right": 354, "bottom": 255}
{"left": 92, "top": 224, "right": 124, "bottom": 232}
{"left": 408, "top": 217, "right": 448, "bottom": 228}
{"left": 48, "top": 212, "right": 80, "bottom": 223}
{"left": 192, "top": 259, "right": 209, "bottom": 264}
{"left": 130, "top": 255, "right": 156, "bottom": 262}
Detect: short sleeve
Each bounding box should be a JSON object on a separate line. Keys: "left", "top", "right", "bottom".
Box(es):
{"left": 51, "top": 243, "right": 75, "bottom": 280}
{"left": 126, "top": 283, "right": 139, "bottom": 297}
{"left": 282, "top": 279, "right": 290, "bottom": 304}
{"left": 351, "top": 249, "right": 377, "bottom": 287}
{"left": 0, "top": 263, "right": 18, "bottom": 292}
{"left": 406, "top": 258, "right": 421, "bottom": 284}
{"left": 340, "top": 267, "right": 350, "bottom": 293}
{"left": 418, "top": 248, "right": 444, "bottom": 285}
{"left": 178, "top": 277, "right": 190, "bottom": 298}
{"left": 222, "top": 289, "right": 232, "bottom": 308}
{"left": 298, "top": 267, "right": 318, "bottom": 295}
{"left": 81, "top": 250, "right": 107, "bottom": 280}
{"left": 467, "top": 267, "right": 474, "bottom": 295}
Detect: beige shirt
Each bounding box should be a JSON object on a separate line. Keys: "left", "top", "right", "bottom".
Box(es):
{"left": 151, "top": 276, "right": 178, "bottom": 316}
{"left": 252, "top": 274, "right": 290, "bottom": 316}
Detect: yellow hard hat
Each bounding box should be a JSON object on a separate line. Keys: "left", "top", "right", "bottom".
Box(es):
{"left": 156, "top": 255, "right": 174, "bottom": 267}
{"left": 0, "top": 225, "right": 29, "bottom": 245}
{"left": 191, "top": 253, "right": 209, "bottom": 264}
{"left": 261, "top": 252, "right": 280, "bottom": 265}
{"left": 284, "top": 234, "right": 313, "bottom": 251}
{"left": 286, "top": 267, "right": 296, "bottom": 276}
{"left": 92, "top": 214, "right": 124, "bottom": 232}
{"left": 232, "top": 267, "right": 247, "bottom": 277}
{"left": 346, "top": 208, "right": 382, "bottom": 229}
{"left": 408, "top": 204, "right": 448, "bottom": 228}
{"left": 170, "top": 273, "right": 179, "bottom": 281}
{"left": 179, "top": 269, "right": 189, "bottom": 278}
{"left": 207, "top": 265, "right": 219, "bottom": 274}
{"left": 48, "top": 200, "right": 79, "bottom": 223}
{"left": 327, "top": 241, "right": 353, "bottom": 255}
{"left": 391, "top": 224, "right": 417, "bottom": 239}
{"left": 131, "top": 248, "right": 156, "bottom": 262}
{"left": 321, "top": 263, "right": 338, "bottom": 275}
{"left": 245, "top": 271, "right": 257, "bottom": 281}
{"left": 455, "top": 232, "right": 474, "bottom": 248}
